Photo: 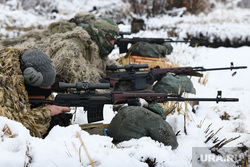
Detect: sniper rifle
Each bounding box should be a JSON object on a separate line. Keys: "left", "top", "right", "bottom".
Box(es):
{"left": 115, "top": 32, "right": 204, "bottom": 53}
{"left": 29, "top": 81, "right": 239, "bottom": 123}
{"left": 100, "top": 62, "right": 247, "bottom": 91}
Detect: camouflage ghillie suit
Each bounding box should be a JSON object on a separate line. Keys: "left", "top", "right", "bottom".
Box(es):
{"left": 0, "top": 48, "right": 51, "bottom": 138}
{"left": 0, "top": 13, "right": 118, "bottom": 85}
{"left": 0, "top": 13, "right": 96, "bottom": 49}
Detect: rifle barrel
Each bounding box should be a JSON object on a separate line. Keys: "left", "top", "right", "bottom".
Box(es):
{"left": 106, "top": 64, "right": 148, "bottom": 71}
{"left": 165, "top": 97, "right": 239, "bottom": 102}
{"left": 193, "top": 66, "right": 247, "bottom": 72}
{"left": 59, "top": 82, "right": 110, "bottom": 90}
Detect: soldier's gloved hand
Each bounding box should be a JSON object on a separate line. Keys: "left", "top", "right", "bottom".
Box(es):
{"left": 43, "top": 113, "right": 73, "bottom": 138}
{"left": 138, "top": 98, "right": 148, "bottom": 107}
{"left": 50, "top": 113, "right": 73, "bottom": 127}
{"left": 45, "top": 105, "right": 71, "bottom": 116}
{"left": 127, "top": 98, "right": 148, "bottom": 107}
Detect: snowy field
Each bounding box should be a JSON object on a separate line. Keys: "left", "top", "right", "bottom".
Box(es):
{"left": 0, "top": 0, "right": 249, "bottom": 167}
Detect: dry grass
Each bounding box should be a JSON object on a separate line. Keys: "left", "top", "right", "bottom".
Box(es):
{"left": 210, "top": 135, "right": 241, "bottom": 150}
{"left": 1, "top": 124, "right": 31, "bottom": 166}
{"left": 24, "top": 142, "right": 32, "bottom": 167}
{"left": 75, "top": 132, "right": 96, "bottom": 167}
{"left": 202, "top": 122, "right": 247, "bottom": 166}
{"left": 198, "top": 73, "right": 209, "bottom": 86}
{"left": 220, "top": 112, "right": 231, "bottom": 120}
{"left": 1, "top": 123, "right": 18, "bottom": 139}
{"left": 197, "top": 117, "right": 206, "bottom": 128}
{"left": 161, "top": 101, "right": 178, "bottom": 116}
{"left": 204, "top": 123, "right": 241, "bottom": 149}
{"left": 123, "top": 0, "right": 213, "bottom": 16}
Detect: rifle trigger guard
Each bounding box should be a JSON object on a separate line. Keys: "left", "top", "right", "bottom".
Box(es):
{"left": 146, "top": 72, "right": 157, "bottom": 85}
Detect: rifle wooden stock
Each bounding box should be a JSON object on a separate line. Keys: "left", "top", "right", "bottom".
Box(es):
{"left": 28, "top": 95, "right": 46, "bottom": 100}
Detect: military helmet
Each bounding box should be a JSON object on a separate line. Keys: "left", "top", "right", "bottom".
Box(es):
{"left": 85, "top": 17, "right": 119, "bottom": 58}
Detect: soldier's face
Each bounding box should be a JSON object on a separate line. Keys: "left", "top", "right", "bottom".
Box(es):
{"left": 106, "top": 35, "right": 115, "bottom": 45}
{"left": 25, "top": 84, "right": 52, "bottom": 100}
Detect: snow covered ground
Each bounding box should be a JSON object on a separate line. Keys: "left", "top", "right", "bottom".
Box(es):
{"left": 0, "top": 0, "right": 249, "bottom": 166}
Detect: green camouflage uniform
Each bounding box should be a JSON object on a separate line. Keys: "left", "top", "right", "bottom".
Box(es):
{"left": 0, "top": 48, "right": 51, "bottom": 138}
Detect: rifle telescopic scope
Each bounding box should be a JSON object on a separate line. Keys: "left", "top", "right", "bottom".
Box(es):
{"left": 59, "top": 82, "right": 110, "bottom": 90}
{"left": 106, "top": 64, "right": 148, "bottom": 71}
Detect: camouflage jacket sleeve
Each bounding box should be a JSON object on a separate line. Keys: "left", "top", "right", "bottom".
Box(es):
{"left": 0, "top": 75, "right": 52, "bottom": 138}
{"left": 21, "top": 105, "right": 51, "bottom": 138}
{"left": 0, "top": 48, "right": 51, "bottom": 138}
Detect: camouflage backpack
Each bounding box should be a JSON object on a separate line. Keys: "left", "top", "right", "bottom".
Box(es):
{"left": 107, "top": 106, "right": 178, "bottom": 149}
{"left": 127, "top": 42, "right": 173, "bottom": 58}
{"left": 153, "top": 73, "right": 196, "bottom": 95}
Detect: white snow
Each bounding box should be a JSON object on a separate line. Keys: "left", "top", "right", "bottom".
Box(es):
{"left": 0, "top": 0, "right": 249, "bottom": 166}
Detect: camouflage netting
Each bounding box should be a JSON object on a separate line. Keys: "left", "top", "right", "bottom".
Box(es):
{"left": 107, "top": 106, "right": 178, "bottom": 149}
{"left": 153, "top": 73, "right": 196, "bottom": 95}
